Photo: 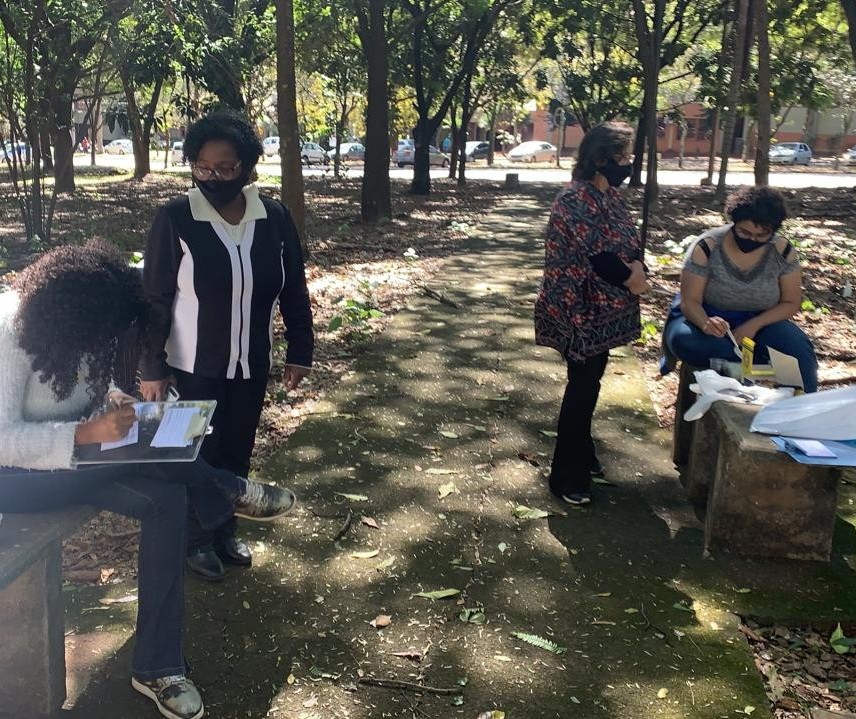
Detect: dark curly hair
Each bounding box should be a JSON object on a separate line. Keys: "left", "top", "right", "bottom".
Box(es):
{"left": 572, "top": 121, "right": 636, "bottom": 181}
{"left": 724, "top": 186, "right": 788, "bottom": 232}
{"left": 12, "top": 242, "right": 149, "bottom": 403}
{"left": 183, "top": 110, "right": 262, "bottom": 171}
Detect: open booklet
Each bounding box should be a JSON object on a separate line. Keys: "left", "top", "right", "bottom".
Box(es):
{"left": 73, "top": 400, "right": 217, "bottom": 465}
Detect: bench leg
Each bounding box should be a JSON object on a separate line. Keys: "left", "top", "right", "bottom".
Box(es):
{"left": 705, "top": 441, "right": 841, "bottom": 562}
{"left": 683, "top": 411, "right": 720, "bottom": 506}
{"left": 673, "top": 363, "right": 702, "bottom": 474}
{"left": 0, "top": 542, "right": 66, "bottom": 718}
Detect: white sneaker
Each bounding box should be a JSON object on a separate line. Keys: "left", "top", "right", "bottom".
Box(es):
{"left": 234, "top": 479, "right": 297, "bottom": 521}
{"left": 132, "top": 675, "right": 204, "bottom": 719}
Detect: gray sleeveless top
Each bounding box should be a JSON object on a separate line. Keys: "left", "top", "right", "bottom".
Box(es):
{"left": 683, "top": 225, "right": 799, "bottom": 312}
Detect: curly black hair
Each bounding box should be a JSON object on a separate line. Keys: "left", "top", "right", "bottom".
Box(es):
{"left": 183, "top": 110, "right": 263, "bottom": 171}
{"left": 572, "top": 121, "right": 636, "bottom": 181}
{"left": 12, "top": 242, "right": 149, "bottom": 403}
{"left": 724, "top": 186, "right": 788, "bottom": 232}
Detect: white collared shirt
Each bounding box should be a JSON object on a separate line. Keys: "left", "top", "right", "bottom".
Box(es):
{"left": 188, "top": 183, "right": 268, "bottom": 243}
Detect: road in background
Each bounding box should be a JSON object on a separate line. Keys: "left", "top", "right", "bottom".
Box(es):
{"left": 77, "top": 152, "right": 856, "bottom": 189}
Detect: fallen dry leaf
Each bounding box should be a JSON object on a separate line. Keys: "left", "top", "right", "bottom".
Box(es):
{"left": 361, "top": 516, "right": 380, "bottom": 529}
{"left": 370, "top": 614, "right": 392, "bottom": 628}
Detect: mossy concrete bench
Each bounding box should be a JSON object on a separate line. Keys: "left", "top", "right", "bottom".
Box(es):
{"left": 673, "top": 365, "right": 841, "bottom": 562}
{"left": 0, "top": 508, "right": 94, "bottom": 718}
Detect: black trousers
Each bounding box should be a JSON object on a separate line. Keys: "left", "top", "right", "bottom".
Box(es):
{"left": 548, "top": 351, "right": 609, "bottom": 496}
{"left": 172, "top": 367, "right": 269, "bottom": 552}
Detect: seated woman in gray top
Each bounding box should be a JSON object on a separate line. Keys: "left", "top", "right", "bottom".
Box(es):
{"left": 662, "top": 186, "right": 818, "bottom": 391}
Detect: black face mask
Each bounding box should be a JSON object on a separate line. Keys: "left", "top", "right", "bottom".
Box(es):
{"left": 196, "top": 174, "right": 248, "bottom": 208}
{"left": 732, "top": 225, "right": 770, "bottom": 253}
{"left": 599, "top": 159, "right": 633, "bottom": 187}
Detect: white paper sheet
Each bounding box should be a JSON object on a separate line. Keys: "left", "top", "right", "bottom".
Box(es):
{"left": 101, "top": 421, "right": 139, "bottom": 451}
{"left": 769, "top": 347, "right": 804, "bottom": 389}
{"left": 150, "top": 407, "right": 199, "bottom": 448}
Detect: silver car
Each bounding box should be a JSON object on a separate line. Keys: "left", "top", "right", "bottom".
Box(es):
{"left": 846, "top": 146, "right": 856, "bottom": 165}
{"left": 395, "top": 143, "right": 449, "bottom": 167}
{"left": 768, "top": 142, "right": 812, "bottom": 165}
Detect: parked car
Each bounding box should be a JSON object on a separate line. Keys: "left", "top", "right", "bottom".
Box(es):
{"left": 1, "top": 141, "right": 31, "bottom": 163}
{"left": 768, "top": 142, "right": 812, "bottom": 165}
{"left": 846, "top": 146, "right": 856, "bottom": 165}
{"left": 171, "top": 141, "right": 185, "bottom": 165}
{"left": 508, "top": 140, "right": 558, "bottom": 163}
{"left": 395, "top": 143, "right": 449, "bottom": 167}
{"left": 394, "top": 139, "right": 415, "bottom": 165}
{"left": 326, "top": 142, "right": 365, "bottom": 162}
{"left": 262, "top": 136, "right": 280, "bottom": 157}
{"left": 464, "top": 140, "right": 490, "bottom": 161}
{"left": 105, "top": 138, "right": 134, "bottom": 155}
{"left": 300, "top": 141, "right": 326, "bottom": 165}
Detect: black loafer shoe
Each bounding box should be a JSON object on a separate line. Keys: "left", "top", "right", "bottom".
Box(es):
{"left": 186, "top": 548, "right": 225, "bottom": 582}
{"left": 215, "top": 537, "right": 252, "bottom": 567}
{"left": 590, "top": 457, "right": 605, "bottom": 478}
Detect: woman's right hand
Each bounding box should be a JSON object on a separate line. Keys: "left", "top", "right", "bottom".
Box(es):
{"left": 140, "top": 378, "right": 173, "bottom": 401}
{"left": 74, "top": 405, "right": 137, "bottom": 445}
{"left": 702, "top": 316, "right": 729, "bottom": 337}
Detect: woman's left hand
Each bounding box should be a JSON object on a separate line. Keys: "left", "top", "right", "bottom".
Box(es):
{"left": 733, "top": 321, "right": 759, "bottom": 344}
{"left": 283, "top": 365, "right": 310, "bottom": 391}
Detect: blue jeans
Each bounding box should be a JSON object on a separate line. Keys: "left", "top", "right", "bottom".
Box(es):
{"left": 664, "top": 316, "right": 818, "bottom": 392}
{"left": 0, "top": 459, "right": 240, "bottom": 680}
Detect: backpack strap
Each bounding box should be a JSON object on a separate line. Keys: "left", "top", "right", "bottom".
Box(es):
{"left": 781, "top": 241, "right": 794, "bottom": 260}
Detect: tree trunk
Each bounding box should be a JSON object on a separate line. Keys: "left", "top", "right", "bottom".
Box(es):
{"left": 716, "top": 0, "right": 751, "bottom": 200}
{"left": 678, "top": 122, "right": 686, "bottom": 168}
{"left": 705, "top": 108, "right": 720, "bottom": 184}
{"left": 50, "top": 78, "right": 76, "bottom": 193}
{"left": 487, "top": 111, "right": 496, "bottom": 166}
{"left": 753, "top": 0, "right": 771, "bottom": 185}
{"left": 123, "top": 82, "right": 150, "bottom": 179}
{"left": 842, "top": 0, "right": 856, "bottom": 67}
{"left": 448, "top": 107, "right": 459, "bottom": 179}
{"left": 276, "top": 0, "right": 308, "bottom": 252}
{"left": 629, "top": 114, "right": 645, "bottom": 187}
{"left": 458, "top": 72, "right": 474, "bottom": 186}
{"left": 411, "top": 118, "right": 436, "bottom": 195}
{"left": 355, "top": 0, "right": 392, "bottom": 223}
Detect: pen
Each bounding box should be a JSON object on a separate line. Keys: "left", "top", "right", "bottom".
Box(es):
{"left": 725, "top": 327, "right": 742, "bottom": 359}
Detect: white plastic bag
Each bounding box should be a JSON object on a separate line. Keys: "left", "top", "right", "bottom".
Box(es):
{"left": 684, "top": 369, "right": 794, "bottom": 422}
{"left": 750, "top": 385, "right": 856, "bottom": 440}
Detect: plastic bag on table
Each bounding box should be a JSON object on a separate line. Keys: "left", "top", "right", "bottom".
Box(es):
{"left": 750, "top": 385, "right": 856, "bottom": 440}
{"left": 683, "top": 369, "right": 794, "bottom": 422}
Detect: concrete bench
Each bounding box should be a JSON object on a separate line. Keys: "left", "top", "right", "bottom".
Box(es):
{"left": 0, "top": 507, "right": 95, "bottom": 717}
{"left": 682, "top": 401, "right": 841, "bottom": 561}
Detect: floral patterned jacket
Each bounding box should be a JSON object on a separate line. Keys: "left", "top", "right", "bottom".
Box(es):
{"left": 534, "top": 180, "right": 642, "bottom": 361}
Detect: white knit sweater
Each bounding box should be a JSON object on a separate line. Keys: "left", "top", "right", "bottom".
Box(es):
{"left": 0, "top": 292, "right": 87, "bottom": 470}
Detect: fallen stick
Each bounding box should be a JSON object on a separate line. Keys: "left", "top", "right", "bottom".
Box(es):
{"left": 333, "top": 509, "right": 353, "bottom": 542}
{"left": 420, "top": 286, "right": 461, "bottom": 309}
{"left": 357, "top": 677, "right": 462, "bottom": 695}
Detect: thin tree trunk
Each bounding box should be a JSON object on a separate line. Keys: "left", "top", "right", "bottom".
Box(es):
{"left": 487, "top": 111, "right": 496, "bottom": 166}
{"left": 705, "top": 108, "right": 720, "bottom": 184}
{"left": 629, "top": 114, "right": 645, "bottom": 187}
{"left": 716, "top": 0, "right": 751, "bottom": 200}
{"left": 276, "top": 0, "right": 308, "bottom": 252}
{"left": 842, "top": 0, "right": 856, "bottom": 67}
{"left": 754, "top": 0, "right": 771, "bottom": 185}
{"left": 448, "top": 106, "right": 459, "bottom": 179}
{"left": 355, "top": 0, "right": 391, "bottom": 223}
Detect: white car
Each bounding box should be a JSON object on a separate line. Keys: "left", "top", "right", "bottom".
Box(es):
{"left": 105, "top": 138, "right": 134, "bottom": 155}
{"left": 327, "top": 142, "right": 365, "bottom": 162}
{"left": 171, "top": 141, "right": 185, "bottom": 165}
{"left": 768, "top": 142, "right": 812, "bottom": 165}
{"left": 300, "top": 141, "right": 326, "bottom": 165}
{"left": 395, "top": 143, "right": 449, "bottom": 167}
{"left": 508, "top": 140, "right": 557, "bottom": 163}
{"left": 262, "top": 136, "right": 280, "bottom": 157}
{"left": 846, "top": 146, "right": 856, "bottom": 165}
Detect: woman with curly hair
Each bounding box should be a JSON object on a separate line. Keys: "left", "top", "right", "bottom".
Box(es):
{"left": 662, "top": 185, "right": 817, "bottom": 391}
{"left": 139, "top": 110, "right": 314, "bottom": 581}
{"left": 0, "top": 242, "right": 297, "bottom": 719}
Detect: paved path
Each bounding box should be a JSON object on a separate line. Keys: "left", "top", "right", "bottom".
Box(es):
{"left": 65, "top": 190, "right": 856, "bottom": 718}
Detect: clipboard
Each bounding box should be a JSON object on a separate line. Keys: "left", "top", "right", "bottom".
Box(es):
{"left": 73, "top": 400, "right": 217, "bottom": 465}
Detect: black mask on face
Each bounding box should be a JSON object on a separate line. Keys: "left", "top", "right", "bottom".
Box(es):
{"left": 599, "top": 158, "right": 633, "bottom": 187}
{"left": 732, "top": 225, "right": 770, "bottom": 253}
{"left": 196, "top": 174, "right": 249, "bottom": 208}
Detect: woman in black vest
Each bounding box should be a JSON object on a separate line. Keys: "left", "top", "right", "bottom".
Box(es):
{"left": 140, "top": 111, "right": 314, "bottom": 581}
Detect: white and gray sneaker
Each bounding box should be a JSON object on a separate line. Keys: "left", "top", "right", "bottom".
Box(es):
{"left": 234, "top": 479, "right": 297, "bottom": 521}
{"left": 131, "top": 675, "right": 204, "bottom": 719}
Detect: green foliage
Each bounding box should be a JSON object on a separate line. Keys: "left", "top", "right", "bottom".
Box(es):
{"left": 511, "top": 631, "right": 567, "bottom": 654}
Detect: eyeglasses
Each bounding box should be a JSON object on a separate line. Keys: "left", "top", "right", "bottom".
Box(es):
{"left": 734, "top": 225, "right": 773, "bottom": 242}
{"left": 190, "top": 161, "right": 242, "bottom": 182}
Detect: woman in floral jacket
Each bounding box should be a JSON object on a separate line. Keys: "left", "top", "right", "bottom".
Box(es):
{"left": 534, "top": 122, "right": 649, "bottom": 506}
